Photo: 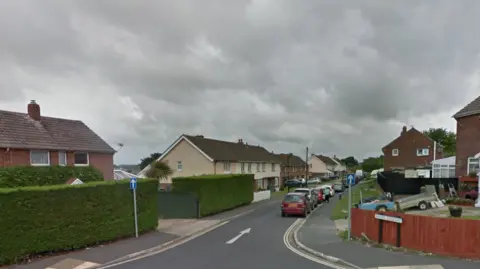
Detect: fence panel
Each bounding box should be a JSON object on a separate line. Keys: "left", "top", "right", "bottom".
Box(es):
{"left": 377, "top": 172, "right": 458, "bottom": 195}
{"left": 351, "top": 209, "right": 480, "bottom": 259}
{"left": 158, "top": 192, "right": 199, "bottom": 219}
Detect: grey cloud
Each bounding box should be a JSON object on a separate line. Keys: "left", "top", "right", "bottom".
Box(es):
{"left": 0, "top": 0, "right": 478, "bottom": 163}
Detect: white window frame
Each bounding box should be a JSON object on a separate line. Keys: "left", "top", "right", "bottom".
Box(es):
{"left": 256, "top": 162, "right": 260, "bottom": 172}
{"left": 58, "top": 151, "right": 67, "bottom": 166}
{"left": 262, "top": 163, "right": 266, "bottom": 172}
{"left": 467, "top": 157, "right": 479, "bottom": 175}
{"left": 271, "top": 163, "right": 275, "bottom": 172}
{"left": 241, "top": 162, "right": 245, "bottom": 173}
{"left": 417, "top": 148, "right": 429, "bottom": 156}
{"left": 223, "top": 161, "right": 231, "bottom": 173}
{"left": 30, "top": 150, "right": 50, "bottom": 166}
{"left": 247, "top": 163, "right": 252, "bottom": 172}
{"left": 392, "top": 149, "right": 399, "bottom": 156}
{"left": 177, "top": 161, "right": 183, "bottom": 171}
{"left": 74, "top": 152, "right": 89, "bottom": 166}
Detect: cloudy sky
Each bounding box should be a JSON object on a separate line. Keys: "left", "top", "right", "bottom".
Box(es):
{"left": 1, "top": 0, "right": 480, "bottom": 165}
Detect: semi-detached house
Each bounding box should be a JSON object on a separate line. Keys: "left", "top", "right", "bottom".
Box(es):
{"left": 308, "top": 154, "right": 337, "bottom": 178}
{"left": 138, "top": 134, "right": 282, "bottom": 189}
{"left": 0, "top": 100, "right": 115, "bottom": 179}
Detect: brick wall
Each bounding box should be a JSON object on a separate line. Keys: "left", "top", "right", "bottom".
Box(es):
{"left": 0, "top": 148, "right": 113, "bottom": 180}
{"left": 456, "top": 115, "right": 480, "bottom": 176}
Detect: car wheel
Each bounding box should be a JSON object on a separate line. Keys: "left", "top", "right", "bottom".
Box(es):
{"left": 418, "top": 201, "right": 428, "bottom": 210}
{"left": 465, "top": 195, "right": 472, "bottom": 200}
{"left": 281, "top": 211, "right": 286, "bottom": 217}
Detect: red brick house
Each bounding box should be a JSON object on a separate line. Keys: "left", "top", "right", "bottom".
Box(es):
{"left": 0, "top": 100, "right": 115, "bottom": 179}
{"left": 276, "top": 153, "right": 307, "bottom": 182}
{"left": 382, "top": 126, "right": 443, "bottom": 171}
{"left": 453, "top": 95, "right": 480, "bottom": 177}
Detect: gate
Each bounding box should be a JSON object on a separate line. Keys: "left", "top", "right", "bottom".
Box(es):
{"left": 158, "top": 192, "right": 199, "bottom": 219}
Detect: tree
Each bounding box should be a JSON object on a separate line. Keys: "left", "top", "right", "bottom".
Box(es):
{"left": 340, "top": 156, "right": 359, "bottom": 168}
{"left": 361, "top": 155, "right": 384, "bottom": 172}
{"left": 422, "top": 128, "right": 456, "bottom": 157}
{"left": 139, "top": 152, "right": 162, "bottom": 170}
{"left": 145, "top": 160, "right": 173, "bottom": 181}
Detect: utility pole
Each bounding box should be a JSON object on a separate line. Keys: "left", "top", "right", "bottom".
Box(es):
{"left": 305, "top": 147, "right": 309, "bottom": 187}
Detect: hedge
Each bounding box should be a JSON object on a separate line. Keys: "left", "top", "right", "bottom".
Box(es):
{"left": 0, "top": 179, "right": 158, "bottom": 265}
{"left": 172, "top": 174, "right": 254, "bottom": 216}
{"left": 0, "top": 165, "right": 103, "bottom": 188}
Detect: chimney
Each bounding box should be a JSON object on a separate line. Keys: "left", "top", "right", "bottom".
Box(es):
{"left": 27, "top": 100, "right": 41, "bottom": 121}
{"left": 401, "top": 126, "right": 407, "bottom": 135}
{"left": 238, "top": 138, "right": 243, "bottom": 144}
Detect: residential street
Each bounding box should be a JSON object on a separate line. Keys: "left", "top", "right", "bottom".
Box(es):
{"left": 104, "top": 200, "right": 336, "bottom": 269}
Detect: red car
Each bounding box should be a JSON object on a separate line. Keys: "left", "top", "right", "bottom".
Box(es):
{"left": 281, "top": 193, "right": 310, "bottom": 217}
{"left": 316, "top": 188, "right": 324, "bottom": 203}
{"left": 464, "top": 187, "right": 478, "bottom": 200}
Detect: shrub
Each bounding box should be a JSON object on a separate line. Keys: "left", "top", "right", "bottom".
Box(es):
{"left": 0, "top": 179, "right": 158, "bottom": 265}
{"left": 0, "top": 165, "right": 104, "bottom": 188}
{"left": 172, "top": 174, "right": 253, "bottom": 216}
{"left": 445, "top": 197, "right": 474, "bottom": 205}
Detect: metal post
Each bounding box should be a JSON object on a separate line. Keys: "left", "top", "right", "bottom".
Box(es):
{"left": 133, "top": 188, "right": 139, "bottom": 238}
{"left": 305, "top": 146, "right": 309, "bottom": 188}
{"left": 347, "top": 179, "right": 352, "bottom": 240}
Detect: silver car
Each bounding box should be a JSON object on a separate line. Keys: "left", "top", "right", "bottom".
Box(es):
{"left": 292, "top": 188, "right": 317, "bottom": 209}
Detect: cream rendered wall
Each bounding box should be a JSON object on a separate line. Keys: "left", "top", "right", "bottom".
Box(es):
{"left": 161, "top": 139, "right": 214, "bottom": 183}
{"left": 217, "top": 161, "right": 280, "bottom": 179}
{"left": 309, "top": 157, "right": 328, "bottom": 173}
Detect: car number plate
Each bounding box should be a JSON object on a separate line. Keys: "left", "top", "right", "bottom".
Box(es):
{"left": 288, "top": 204, "right": 297, "bottom": 208}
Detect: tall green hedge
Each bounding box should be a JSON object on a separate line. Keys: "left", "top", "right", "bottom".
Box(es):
{"left": 0, "top": 179, "right": 158, "bottom": 265}
{"left": 172, "top": 174, "right": 254, "bottom": 216}
{"left": 0, "top": 165, "right": 103, "bottom": 188}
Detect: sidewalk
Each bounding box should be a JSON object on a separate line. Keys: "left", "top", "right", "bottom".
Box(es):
{"left": 7, "top": 195, "right": 280, "bottom": 269}
{"left": 296, "top": 196, "right": 480, "bottom": 269}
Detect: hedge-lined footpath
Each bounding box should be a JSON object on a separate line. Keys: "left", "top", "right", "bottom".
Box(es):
{"left": 0, "top": 179, "right": 158, "bottom": 265}
{"left": 0, "top": 165, "right": 103, "bottom": 188}
{"left": 173, "top": 174, "right": 254, "bottom": 216}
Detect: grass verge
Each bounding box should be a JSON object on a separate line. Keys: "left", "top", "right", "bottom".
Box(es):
{"left": 330, "top": 180, "right": 382, "bottom": 220}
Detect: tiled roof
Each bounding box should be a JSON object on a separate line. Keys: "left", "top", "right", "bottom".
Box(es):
{"left": 315, "top": 155, "right": 337, "bottom": 165}
{"left": 184, "top": 135, "right": 281, "bottom": 163}
{"left": 0, "top": 110, "right": 115, "bottom": 153}
{"left": 276, "top": 153, "right": 306, "bottom": 166}
{"left": 453, "top": 95, "right": 480, "bottom": 119}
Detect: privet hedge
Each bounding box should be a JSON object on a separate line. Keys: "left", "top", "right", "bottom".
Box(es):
{"left": 172, "top": 174, "right": 254, "bottom": 216}
{"left": 0, "top": 179, "right": 158, "bottom": 265}
{"left": 0, "top": 165, "right": 103, "bottom": 188}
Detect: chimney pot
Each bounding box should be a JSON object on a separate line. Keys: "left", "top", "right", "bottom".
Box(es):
{"left": 238, "top": 138, "right": 243, "bottom": 143}
{"left": 27, "top": 100, "right": 41, "bottom": 121}
{"left": 401, "top": 126, "right": 407, "bottom": 135}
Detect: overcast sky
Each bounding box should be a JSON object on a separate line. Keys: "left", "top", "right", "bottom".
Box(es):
{"left": 1, "top": 0, "right": 479, "bottom": 165}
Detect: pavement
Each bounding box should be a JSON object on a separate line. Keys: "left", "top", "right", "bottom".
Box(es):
{"left": 296, "top": 193, "right": 480, "bottom": 269}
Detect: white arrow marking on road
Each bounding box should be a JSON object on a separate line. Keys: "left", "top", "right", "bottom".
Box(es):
{"left": 225, "top": 228, "right": 251, "bottom": 244}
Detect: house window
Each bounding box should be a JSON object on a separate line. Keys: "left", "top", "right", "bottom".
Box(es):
{"left": 392, "top": 149, "right": 399, "bottom": 156}
{"left": 30, "top": 150, "right": 50, "bottom": 166}
{"left": 224, "top": 162, "right": 231, "bottom": 172}
{"left": 293, "top": 166, "right": 296, "bottom": 172}
{"left": 271, "top": 163, "right": 275, "bottom": 172}
{"left": 256, "top": 163, "right": 260, "bottom": 172}
{"left": 58, "top": 151, "right": 67, "bottom": 166}
{"left": 241, "top": 163, "right": 245, "bottom": 173}
{"left": 177, "top": 161, "right": 183, "bottom": 171}
{"left": 467, "top": 158, "right": 479, "bottom": 175}
{"left": 416, "top": 148, "right": 429, "bottom": 156}
{"left": 262, "top": 163, "right": 266, "bottom": 172}
{"left": 248, "top": 163, "right": 252, "bottom": 172}
{"left": 74, "top": 152, "right": 89, "bottom": 166}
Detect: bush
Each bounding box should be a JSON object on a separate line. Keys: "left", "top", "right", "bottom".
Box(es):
{"left": 172, "top": 174, "right": 253, "bottom": 216}
{"left": 445, "top": 197, "right": 474, "bottom": 205}
{"left": 0, "top": 165, "right": 104, "bottom": 188}
{"left": 0, "top": 179, "right": 158, "bottom": 265}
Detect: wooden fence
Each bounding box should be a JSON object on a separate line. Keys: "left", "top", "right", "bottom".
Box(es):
{"left": 351, "top": 208, "right": 480, "bottom": 259}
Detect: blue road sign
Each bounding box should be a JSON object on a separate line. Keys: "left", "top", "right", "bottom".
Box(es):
{"left": 346, "top": 174, "right": 355, "bottom": 185}
{"left": 130, "top": 177, "right": 137, "bottom": 190}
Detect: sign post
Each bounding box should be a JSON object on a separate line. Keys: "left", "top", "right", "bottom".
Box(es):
{"left": 346, "top": 173, "right": 355, "bottom": 241}
{"left": 130, "top": 177, "right": 139, "bottom": 238}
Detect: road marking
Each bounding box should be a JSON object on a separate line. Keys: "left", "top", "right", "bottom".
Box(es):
{"left": 226, "top": 228, "right": 251, "bottom": 244}
{"left": 367, "top": 266, "right": 444, "bottom": 269}
{"left": 283, "top": 218, "right": 348, "bottom": 269}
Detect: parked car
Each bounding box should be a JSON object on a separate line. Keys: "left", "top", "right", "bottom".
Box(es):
{"left": 464, "top": 187, "right": 478, "bottom": 200}
{"left": 333, "top": 183, "right": 345, "bottom": 193}
{"left": 314, "top": 187, "right": 325, "bottom": 203}
{"left": 292, "top": 188, "right": 316, "bottom": 209}
{"left": 307, "top": 178, "right": 320, "bottom": 185}
{"left": 396, "top": 185, "right": 439, "bottom": 211}
{"left": 319, "top": 184, "right": 335, "bottom": 196}
{"left": 281, "top": 193, "right": 310, "bottom": 217}
{"left": 284, "top": 179, "right": 303, "bottom": 188}
{"left": 357, "top": 200, "right": 395, "bottom": 212}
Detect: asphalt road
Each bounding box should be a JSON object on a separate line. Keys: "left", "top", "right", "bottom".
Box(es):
{"left": 109, "top": 200, "right": 335, "bottom": 269}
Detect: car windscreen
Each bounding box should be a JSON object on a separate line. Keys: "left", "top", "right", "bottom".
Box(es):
{"left": 293, "top": 189, "right": 309, "bottom": 194}
{"left": 283, "top": 195, "right": 303, "bottom": 203}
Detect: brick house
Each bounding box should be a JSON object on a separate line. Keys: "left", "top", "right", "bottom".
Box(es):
{"left": 276, "top": 153, "right": 307, "bottom": 182}
{"left": 453, "top": 95, "right": 480, "bottom": 176}
{"left": 382, "top": 126, "right": 443, "bottom": 171}
{"left": 0, "top": 100, "right": 115, "bottom": 179}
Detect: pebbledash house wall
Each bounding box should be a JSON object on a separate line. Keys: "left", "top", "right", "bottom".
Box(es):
{"left": 0, "top": 148, "right": 114, "bottom": 179}
{"left": 456, "top": 115, "right": 480, "bottom": 176}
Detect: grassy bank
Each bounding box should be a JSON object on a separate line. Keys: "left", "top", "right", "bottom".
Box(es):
{"left": 330, "top": 179, "right": 382, "bottom": 220}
